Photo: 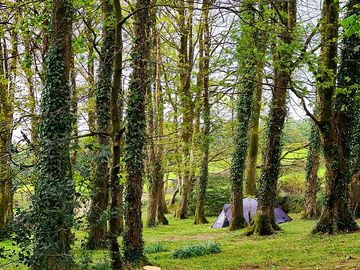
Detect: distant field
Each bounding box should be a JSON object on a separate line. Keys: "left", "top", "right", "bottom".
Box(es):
{"left": 2, "top": 214, "right": 359, "bottom": 270}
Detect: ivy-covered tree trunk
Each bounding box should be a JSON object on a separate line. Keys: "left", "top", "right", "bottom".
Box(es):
{"left": 244, "top": 17, "right": 267, "bottom": 196}
{"left": 303, "top": 121, "right": 320, "bottom": 219}
{"left": 108, "top": 0, "right": 124, "bottom": 269}
{"left": 0, "top": 28, "right": 13, "bottom": 233}
{"left": 244, "top": 75, "right": 262, "bottom": 197}
{"left": 313, "top": 0, "right": 359, "bottom": 234}
{"left": 229, "top": 1, "right": 261, "bottom": 231}
{"left": 176, "top": 0, "right": 195, "bottom": 219}
{"left": 87, "top": 0, "right": 115, "bottom": 250}
{"left": 246, "top": 0, "right": 296, "bottom": 236}
{"left": 32, "top": 0, "right": 75, "bottom": 268}
{"left": 350, "top": 103, "right": 360, "bottom": 216}
{"left": 123, "top": 0, "right": 151, "bottom": 266}
{"left": 194, "top": 0, "right": 212, "bottom": 225}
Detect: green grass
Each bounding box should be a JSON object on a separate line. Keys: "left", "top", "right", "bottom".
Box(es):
{"left": 143, "top": 214, "right": 360, "bottom": 270}
{"left": 2, "top": 216, "right": 359, "bottom": 269}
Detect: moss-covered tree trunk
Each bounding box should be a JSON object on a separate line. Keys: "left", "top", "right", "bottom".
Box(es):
{"left": 32, "top": 0, "right": 75, "bottom": 268}
{"left": 123, "top": 0, "right": 151, "bottom": 266}
{"left": 0, "top": 28, "right": 13, "bottom": 233}
{"left": 194, "top": 0, "right": 212, "bottom": 225}
{"left": 87, "top": 0, "right": 115, "bottom": 250}
{"left": 108, "top": 0, "right": 124, "bottom": 269}
{"left": 313, "top": 0, "right": 359, "bottom": 234}
{"left": 244, "top": 75, "right": 262, "bottom": 197}
{"left": 303, "top": 121, "right": 320, "bottom": 219}
{"left": 146, "top": 3, "right": 161, "bottom": 227}
{"left": 244, "top": 20, "right": 267, "bottom": 196}
{"left": 229, "top": 1, "right": 263, "bottom": 231}
{"left": 176, "top": 0, "right": 195, "bottom": 219}
{"left": 246, "top": 0, "right": 296, "bottom": 236}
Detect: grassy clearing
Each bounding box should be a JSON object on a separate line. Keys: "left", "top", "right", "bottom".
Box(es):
{"left": 143, "top": 214, "right": 360, "bottom": 270}
{"left": 1, "top": 214, "right": 359, "bottom": 269}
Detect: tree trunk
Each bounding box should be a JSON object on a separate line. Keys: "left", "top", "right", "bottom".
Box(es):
{"left": 176, "top": 0, "right": 195, "bottom": 219}
{"left": 21, "top": 23, "right": 38, "bottom": 148}
{"left": 194, "top": 0, "right": 212, "bottom": 225}
{"left": 108, "top": 1, "right": 124, "bottom": 269}
{"left": 350, "top": 103, "right": 360, "bottom": 217}
{"left": 229, "top": 1, "right": 263, "bottom": 231}
{"left": 244, "top": 49, "right": 265, "bottom": 197}
{"left": 313, "top": 0, "right": 359, "bottom": 234}
{"left": 123, "top": 0, "right": 151, "bottom": 266}
{"left": 32, "top": 0, "right": 74, "bottom": 268}
{"left": 85, "top": 17, "right": 96, "bottom": 132}
{"left": 246, "top": 0, "right": 296, "bottom": 236}
{"left": 303, "top": 121, "right": 320, "bottom": 219}
{"left": 0, "top": 29, "right": 13, "bottom": 233}
{"left": 146, "top": 75, "right": 158, "bottom": 228}
{"left": 154, "top": 35, "right": 168, "bottom": 225}
{"left": 70, "top": 50, "right": 78, "bottom": 167}
{"left": 87, "top": 0, "right": 115, "bottom": 250}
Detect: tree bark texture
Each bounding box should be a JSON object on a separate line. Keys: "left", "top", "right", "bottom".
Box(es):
{"left": 32, "top": 0, "right": 75, "bottom": 268}
{"left": 194, "top": 0, "right": 212, "bottom": 225}
{"left": 313, "top": 0, "right": 359, "bottom": 234}
{"left": 87, "top": 0, "right": 115, "bottom": 250}
{"left": 123, "top": 0, "right": 151, "bottom": 266}
{"left": 303, "top": 121, "right": 320, "bottom": 219}
{"left": 0, "top": 27, "right": 13, "bottom": 232}
{"left": 246, "top": 0, "right": 296, "bottom": 236}
{"left": 176, "top": 0, "right": 195, "bottom": 219}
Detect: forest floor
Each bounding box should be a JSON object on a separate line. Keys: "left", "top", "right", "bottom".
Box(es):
{"left": 1, "top": 214, "right": 360, "bottom": 270}
{"left": 142, "top": 214, "right": 360, "bottom": 270}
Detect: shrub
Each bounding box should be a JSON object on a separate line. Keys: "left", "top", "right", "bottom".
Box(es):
{"left": 144, "top": 242, "right": 167, "bottom": 254}
{"left": 171, "top": 241, "right": 221, "bottom": 259}
{"left": 188, "top": 175, "right": 231, "bottom": 216}
{"left": 277, "top": 193, "right": 325, "bottom": 214}
{"left": 277, "top": 194, "right": 304, "bottom": 213}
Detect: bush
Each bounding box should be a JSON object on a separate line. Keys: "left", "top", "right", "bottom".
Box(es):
{"left": 171, "top": 241, "right": 221, "bottom": 259}
{"left": 277, "top": 194, "right": 304, "bottom": 213}
{"left": 144, "top": 242, "right": 167, "bottom": 254}
{"left": 188, "top": 175, "right": 231, "bottom": 216}
{"left": 277, "top": 193, "right": 325, "bottom": 214}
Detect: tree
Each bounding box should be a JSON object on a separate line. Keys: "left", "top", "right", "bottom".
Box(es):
{"left": 87, "top": 0, "right": 115, "bottom": 250}
{"left": 31, "top": 0, "right": 74, "bottom": 267}
{"left": 303, "top": 120, "right": 320, "bottom": 219}
{"left": 194, "top": 0, "right": 212, "bottom": 225}
{"left": 313, "top": 0, "right": 359, "bottom": 234}
{"left": 229, "top": 0, "right": 263, "bottom": 231}
{"left": 246, "top": 0, "right": 297, "bottom": 236}
{"left": 244, "top": 3, "right": 267, "bottom": 196}
{"left": 123, "top": 0, "right": 151, "bottom": 266}
{"left": 0, "top": 24, "right": 13, "bottom": 233}
{"left": 108, "top": 0, "right": 124, "bottom": 268}
{"left": 350, "top": 103, "right": 360, "bottom": 216}
{"left": 176, "top": 0, "right": 195, "bottom": 219}
{"left": 346, "top": 1, "right": 360, "bottom": 219}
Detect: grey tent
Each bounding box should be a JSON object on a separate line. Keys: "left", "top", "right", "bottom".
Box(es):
{"left": 211, "top": 198, "right": 292, "bottom": 228}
